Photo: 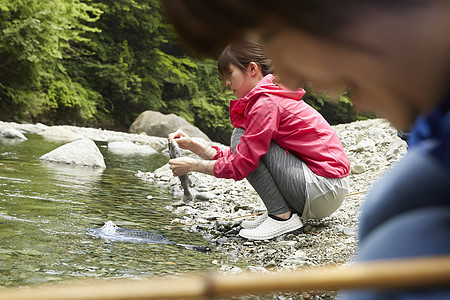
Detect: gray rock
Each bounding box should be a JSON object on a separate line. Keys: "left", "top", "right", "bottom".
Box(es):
{"left": 355, "top": 139, "right": 376, "bottom": 152}
{"left": 39, "top": 138, "right": 106, "bottom": 168}
{"left": 195, "top": 192, "right": 216, "bottom": 201}
{"left": 42, "top": 126, "right": 81, "bottom": 142}
{"left": 0, "top": 128, "right": 27, "bottom": 140}
{"left": 129, "top": 110, "right": 211, "bottom": 141}
{"left": 343, "top": 227, "right": 357, "bottom": 236}
{"left": 351, "top": 163, "right": 366, "bottom": 174}
{"left": 385, "top": 139, "right": 406, "bottom": 158}
{"left": 216, "top": 237, "right": 228, "bottom": 245}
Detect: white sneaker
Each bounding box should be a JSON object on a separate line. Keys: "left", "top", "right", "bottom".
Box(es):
{"left": 241, "top": 212, "right": 268, "bottom": 229}
{"left": 239, "top": 213, "right": 303, "bottom": 240}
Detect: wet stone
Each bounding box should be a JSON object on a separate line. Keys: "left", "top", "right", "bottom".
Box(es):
{"left": 215, "top": 237, "right": 228, "bottom": 245}
{"left": 194, "top": 192, "right": 215, "bottom": 201}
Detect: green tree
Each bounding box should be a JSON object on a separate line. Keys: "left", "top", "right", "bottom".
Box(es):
{"left": 0, "top": 0, "right": 102, "bottom": 124}
{"left": 75, "top": 0, "right": 199, "bottom": 129}
{"left": 301, "top": 86, "right": 372, "bottom": 125}
{"left": 161, "top": 58, "right": 234, "bottom": 144}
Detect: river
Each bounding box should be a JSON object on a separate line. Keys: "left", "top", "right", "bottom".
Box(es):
{"left": 0, "top": 134, "right": 225, "bottom": 287}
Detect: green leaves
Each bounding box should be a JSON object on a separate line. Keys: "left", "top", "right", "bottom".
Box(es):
{"left": 0, "top": 0, "right": 102, "bottom": 124}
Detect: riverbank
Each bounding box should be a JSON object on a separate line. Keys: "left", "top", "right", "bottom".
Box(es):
{"left": 137, "top": 118, "right": 407, "bottom": 299}
{"left": 0, "top": 118, "right": 407, "bottom": 299}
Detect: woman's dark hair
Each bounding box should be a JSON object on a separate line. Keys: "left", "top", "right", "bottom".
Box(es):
{"left": 160, "top": 0, "right": 425, "bottom": 57}
{"left": 217, "top": 40, "right": 273, "bottom": 81}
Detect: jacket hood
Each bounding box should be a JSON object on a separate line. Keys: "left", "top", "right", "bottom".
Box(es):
{"left": 230, "top": 74, "right": 306, "bottom": 127}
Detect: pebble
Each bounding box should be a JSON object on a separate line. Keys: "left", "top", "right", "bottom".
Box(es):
{"left": 343, "top": 227, "right": 357, "bottom": 236}
{"left": 194, "top": 192, "right": 215, "bottom": 201}
{"left": 351, "top": 163, "right": 366, "bottom": 174}
{"left": 277, "top": 241, "right": 297, "bottom": 247}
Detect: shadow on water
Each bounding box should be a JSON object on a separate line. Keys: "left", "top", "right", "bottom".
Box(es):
{"left": 0, "top": 134, "right": 225, "bottom": 287}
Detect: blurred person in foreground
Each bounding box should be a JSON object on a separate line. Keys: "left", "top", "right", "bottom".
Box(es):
{"left": 161, "top": 0, "right": 450, "bottom": 299}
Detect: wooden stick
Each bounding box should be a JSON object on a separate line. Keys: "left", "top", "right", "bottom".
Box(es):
{"left": 345, "top": 190, "right": 368, "bottom": 197}
{"left": 1, "top": 255, "right": 449, "bottom": 300}
{"left": 210, "top": 255, "right": 450, "bottom": 297}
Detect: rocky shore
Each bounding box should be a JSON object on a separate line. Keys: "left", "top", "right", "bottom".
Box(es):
{"left": 0, "top": 118, "right": 407, "bottom": 299}
{"left": 136, "top": 118, "right": 408, "bottom": 299}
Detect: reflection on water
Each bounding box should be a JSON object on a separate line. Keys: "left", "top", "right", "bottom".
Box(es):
{"left": 0, "top": 134, "right": 224, "bottom": 287}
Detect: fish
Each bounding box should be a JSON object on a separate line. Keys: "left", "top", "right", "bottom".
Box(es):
{"left": 168, "top": 138, "right": 193, "bottom": 201}
{"left": 89, "top": 221, "right": 212, "bottom": 253}
{"left": 88, "top": 221, "right": 172, "bottom": 244}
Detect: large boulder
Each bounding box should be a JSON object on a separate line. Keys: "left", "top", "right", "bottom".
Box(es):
{"left": 129, "top": 111, "right": 211, "bottom": 141}
{"left": 39, "top": 138, "right": 106, "bottom": 168}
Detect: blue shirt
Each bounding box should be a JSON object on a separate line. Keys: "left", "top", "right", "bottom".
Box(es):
{"left": 342, "top": 91, "right": 450, "bottom": 300}
{"left": 408, "top": 90, "right": 450, "bottom": 171}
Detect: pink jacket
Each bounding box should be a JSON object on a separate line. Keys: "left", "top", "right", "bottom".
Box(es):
{"left": 213, "top": 74, "right": 350, "bottom": 181}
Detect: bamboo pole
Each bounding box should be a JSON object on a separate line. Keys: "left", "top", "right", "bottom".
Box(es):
{"left": 1, "top": 255, "right": 449, "bottom": 300}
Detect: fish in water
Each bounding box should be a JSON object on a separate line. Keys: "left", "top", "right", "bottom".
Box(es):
{"left": 88, "top": 221, "right": 172, "bottom": 244}
{"left": 168, "top": 138, "right": 193, "bottom": 201}
{"left": 89, "top": 221, "right": 212, "bottom": 253}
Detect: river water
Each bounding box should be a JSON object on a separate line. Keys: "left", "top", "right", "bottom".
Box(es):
{"left": 0, "top": 134, "right": 226, "bottom": 287}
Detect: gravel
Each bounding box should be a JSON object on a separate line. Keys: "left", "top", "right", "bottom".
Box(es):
{"left": 136, "top": 118, "right": 408, "bottom": 299}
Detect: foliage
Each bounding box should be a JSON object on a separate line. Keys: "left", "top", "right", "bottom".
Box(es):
{"left": 301, "top": 82, "right": 375, "bottom": 125}
{"left": 162, "top": 59, "right": 234, "bottom": 144}
{"left": 0, "top": 0, "right": 368, "bottom": 141}
{"left": 301, "top": 86, "right": 361, "bottom": 125}
{"left": 0, "top": 0, "right": 102, "bottom": 123}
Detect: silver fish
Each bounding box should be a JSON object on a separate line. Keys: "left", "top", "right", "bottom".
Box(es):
{"left": 89, "top": 222, "right": 212, "bottom": 253}
{"left": 168, "top": 138, "right": 193, "bottom": 201}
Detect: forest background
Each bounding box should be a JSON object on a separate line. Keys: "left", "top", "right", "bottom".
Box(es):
{"left": 0, "top": 0, "right": 370, "bottom": 144}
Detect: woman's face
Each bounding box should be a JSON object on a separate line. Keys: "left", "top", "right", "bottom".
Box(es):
{"left": 225, "top": 63, "right": 258, "bottom": 98}
{"left": 257, "top": 9, "right": 449, "bottom": 130}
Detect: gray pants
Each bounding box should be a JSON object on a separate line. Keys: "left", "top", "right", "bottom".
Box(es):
{"left": 231, "top": 128, "right": 307, "bottom": 216}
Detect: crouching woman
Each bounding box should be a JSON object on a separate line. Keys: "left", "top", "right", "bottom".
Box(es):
{"left": 169, "top": 40, "right": 350, "bottom": 240}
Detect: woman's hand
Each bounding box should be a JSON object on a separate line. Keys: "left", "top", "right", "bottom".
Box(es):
{"left": 168, "top": 129, "right": 192, "bottom": 150}
{"left": 168, "top": 157, "right": 197, "bottom": 176}
{"left": 168, "top": 129, "right": 216, "bottom": 161}
{"left": 169, "top": 157, "right": 216, "bottom": 176}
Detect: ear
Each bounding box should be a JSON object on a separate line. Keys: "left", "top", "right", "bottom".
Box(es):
{"left": 247, "top": 62, "right": 260, "bottom": 77}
